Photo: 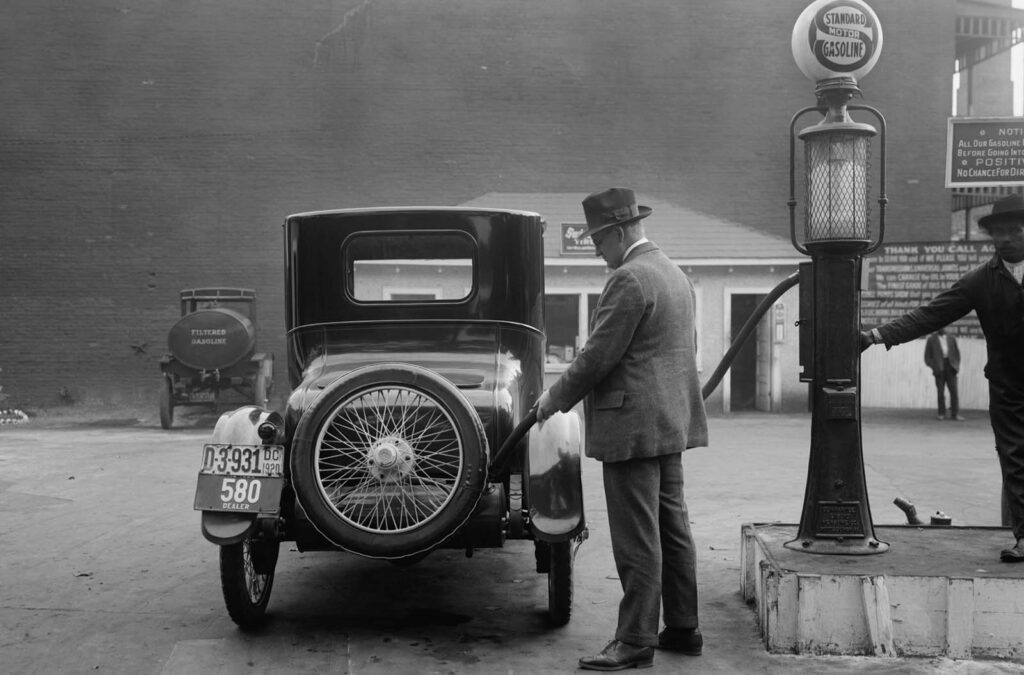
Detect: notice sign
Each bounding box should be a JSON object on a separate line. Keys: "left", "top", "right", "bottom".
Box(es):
{"left": 946, "top": 117, "right": 1024, "bottom": 187}
{"left": 861, "top": 241, "right": 992, "bottom": 337}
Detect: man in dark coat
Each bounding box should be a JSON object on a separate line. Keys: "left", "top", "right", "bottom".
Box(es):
{"left": 924, "top": 328, "right": 962, "bottom": 420}
{"left": 536, "top": 187, "right": 709, "bottom": 670}
{"left": 862, "top": 192, "right": 1024, "bottom": 563}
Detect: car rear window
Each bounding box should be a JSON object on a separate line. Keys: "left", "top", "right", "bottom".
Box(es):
{"left": 345, "top": 230, "right": 476, "bottom": 303}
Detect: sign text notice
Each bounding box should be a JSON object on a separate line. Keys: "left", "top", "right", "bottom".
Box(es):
{"left": 946, "top": 117, "right": 1024, "bottom": 187}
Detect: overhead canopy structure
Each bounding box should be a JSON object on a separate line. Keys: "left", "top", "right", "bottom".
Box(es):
{"left": 956, "top": 0, "right": 1024, "bottom": 72}
{"left": 952, "top": 2, "right": 1024, "bottom": 215}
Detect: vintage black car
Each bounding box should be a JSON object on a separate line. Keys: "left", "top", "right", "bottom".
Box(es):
{"left": 159, "top": 288, "right": 274, "bottom": 429}
{"left": 193, "top": 208, "right": 587, "bottom": 629}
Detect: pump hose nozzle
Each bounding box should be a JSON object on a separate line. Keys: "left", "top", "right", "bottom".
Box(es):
{"left": 893, "top": 496, "right": 925, "bottom": 525}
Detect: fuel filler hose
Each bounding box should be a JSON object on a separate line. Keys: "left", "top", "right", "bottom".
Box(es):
{"left": 489, "top": 271, "right": 799, "bottom": 475}
{"left": 700, "top": 271, "right": 799, "bottom": 401}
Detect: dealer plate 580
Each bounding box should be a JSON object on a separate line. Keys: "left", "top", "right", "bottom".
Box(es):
{"left": 194, "top": 444, "right": 285, "bottom": 514}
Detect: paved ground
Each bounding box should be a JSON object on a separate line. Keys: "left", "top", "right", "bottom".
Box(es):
{"left": 2, "top": 404, "right": 1023, "bottom": 674}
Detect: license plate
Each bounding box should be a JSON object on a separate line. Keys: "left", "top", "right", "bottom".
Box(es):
{"left": 188, "top": 391, "right": 216, "bottom": 402}
{"left": 200, "top": 444, "right": 284, "bottom": 477}
{"left": 193, "top": 444, "right": 285, "bottom": 513}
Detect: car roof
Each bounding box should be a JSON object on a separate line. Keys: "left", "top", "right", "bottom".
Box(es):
{"left": 286, "top": 206, "right": 541, "bottom": 220}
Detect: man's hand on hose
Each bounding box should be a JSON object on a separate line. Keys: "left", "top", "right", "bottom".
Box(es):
{"left": 535, "top": 389, "right": 556, "bottom": 425}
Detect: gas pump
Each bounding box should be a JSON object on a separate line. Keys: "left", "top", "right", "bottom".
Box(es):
{"left": 703, "top": 0, "right": 892, "bottom": 555}
{"left": 784, "top": 0, "right": 889, "bottom": 555}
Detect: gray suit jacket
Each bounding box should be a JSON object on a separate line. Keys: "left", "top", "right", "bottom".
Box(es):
{"left": 547, "top": 242, "right": 708, "bottom": 462}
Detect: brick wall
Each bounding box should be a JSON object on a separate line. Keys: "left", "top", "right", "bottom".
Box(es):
{"left": 0, "top": 0, "right": 955, "bottom": 409}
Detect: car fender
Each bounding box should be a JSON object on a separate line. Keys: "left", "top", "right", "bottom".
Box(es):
{"left": 201, "top": 511, "right": 257, "bottom": 545}
{"left": 210, "top": 405, "right": 284, "bottom": 444}
{"left": 526, "top": 411, "right": 585, "bottom": 542}
{"left": 199, "top": 406, "right": 284, "bottom": 546}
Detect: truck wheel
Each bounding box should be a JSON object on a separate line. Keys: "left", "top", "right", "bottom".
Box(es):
{"left": 545, "top": 540, "right": 574, "bottom": 627}
{"left": 159, "top": 378, "right": 174, "bottom": 429}
{"left": 291, "top": 364, "right": 487, "bottom": 559}
{"left": 219, "top": 534, "right": 279, "bottom": 630}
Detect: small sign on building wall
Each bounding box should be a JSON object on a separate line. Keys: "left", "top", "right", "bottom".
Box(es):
{"left": 560, "top": 223, "right": 594, "bottom": 256}
{"left": 946, "top": 117, "right": 1024, "bottom": 187}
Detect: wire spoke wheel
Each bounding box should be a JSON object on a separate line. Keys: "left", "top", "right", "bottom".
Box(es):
{"left": 292, "top": 364, "right": 487, "bottom": 559}
{"left": 242, "top": 539, "right": 269, "bottom": 600}
{"left": 316, "top": 385, "right": 464, "bottom": 533}
{"left": 219, "top": 534, "right": 278, "bottom": 630}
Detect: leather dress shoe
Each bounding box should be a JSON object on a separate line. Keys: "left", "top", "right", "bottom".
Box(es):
{"left": 658, "top": 626, "right": 703, "bottom": 655}
{"left": 578, "top": 640, "right": 654, "bottom": 671}
{"left": 1000, "top": 539, "right": 1024, "bottom": 563}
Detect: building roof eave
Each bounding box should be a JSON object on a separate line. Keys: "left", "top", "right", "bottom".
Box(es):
{"left": 545, "top": 257, "right": 805, "bottom": 267}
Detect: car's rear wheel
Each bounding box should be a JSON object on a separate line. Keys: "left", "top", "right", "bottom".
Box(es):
{"left": 219, "top": 534, "right": 279, "bottom": 630}
{"left": 159, "top": 377, "right": 174, "bottom": 429}
{"left": 537, "top": 540, "right": 574, "bottom": 626}
{"left": 291, "top": 364, "right": 488, "bottom": 559}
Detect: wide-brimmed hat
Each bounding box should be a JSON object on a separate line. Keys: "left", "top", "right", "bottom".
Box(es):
{"left": 580, "top": 187, "right": 652, "bottom": 238}
{"left": 979, "top": 193, "right": 1024, "bottom": 230}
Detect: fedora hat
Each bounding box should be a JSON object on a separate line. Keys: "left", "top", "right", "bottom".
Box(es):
{"left": 581, "top": 187, "right": 652, "bottom": 238}
{"left": 979, "top": 193, "right": 1024, "bottom": 230}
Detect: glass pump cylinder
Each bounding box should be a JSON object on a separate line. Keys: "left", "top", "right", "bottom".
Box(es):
{"left": 800, "top": 123, "right": 876, "bottom": 244}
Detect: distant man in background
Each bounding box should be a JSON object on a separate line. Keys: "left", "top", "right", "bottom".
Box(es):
{"left": 924, "top": 327, "right": 962, "bottom": 421}
{"left": 861, "top": 193, "right": 1024, "bottom": 563}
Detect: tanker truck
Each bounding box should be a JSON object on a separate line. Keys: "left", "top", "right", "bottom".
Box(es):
{"left": 159, "top": 288, "right": 274, "bottom": 429}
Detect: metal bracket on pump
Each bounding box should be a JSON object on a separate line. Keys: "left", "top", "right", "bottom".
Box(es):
{"left": 797, "top": 261, "right": 814, "bottom": 383}
{"left": 823, "top": 379, "right": 857, "bottom": 419}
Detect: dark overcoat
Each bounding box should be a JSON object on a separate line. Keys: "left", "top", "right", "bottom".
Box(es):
{"left": 547, "top": 242, "right": 708, "bottom": 462}
{"left": 878, "top": 255, "right": 1021, "bottom": 384}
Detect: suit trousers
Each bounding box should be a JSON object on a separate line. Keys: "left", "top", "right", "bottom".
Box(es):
{"left": 602, "top": 452, "right": 699, "bottom": 646}
{"left": 933, "top": 359, "right": 959, "bottom": 417}
{"left": 990, "top": 379, "right": 1024, "bottom": 540}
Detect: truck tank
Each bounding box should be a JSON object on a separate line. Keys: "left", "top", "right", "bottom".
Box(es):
{"left": 167, "top": 308, "right": 257, "bottom": 371}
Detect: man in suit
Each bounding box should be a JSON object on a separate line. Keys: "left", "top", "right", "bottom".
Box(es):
{"left": 924, "top": 328, "right": 962, "bottom": 420}
{"left": 862, "top": 192, "right": 1024, "bottom": 563}
{"left": 536, "top": 187, "right": 708, "bottom": 670}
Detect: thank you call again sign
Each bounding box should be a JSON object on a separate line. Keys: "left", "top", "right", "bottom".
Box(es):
{"left": 791, "top": 0, "right": 883, "bottom": 83}
{"left": 946, "top": 118, "right": 1024, "bottom": 188}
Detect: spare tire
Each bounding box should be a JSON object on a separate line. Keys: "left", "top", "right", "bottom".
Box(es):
{"left": 167, "top": 308, "right": 256, "bottom": 370}
{"left": 291, "top": 363, "right": 488, "bottom": 559}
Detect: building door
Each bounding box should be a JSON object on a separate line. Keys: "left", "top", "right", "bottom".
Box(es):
{"left": 755, "top": 310, "right": 772, "bottom": 411}
{"left": 730, "top": 294, "right": 770, "bottom": 411}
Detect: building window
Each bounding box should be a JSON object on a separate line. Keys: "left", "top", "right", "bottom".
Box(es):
{"left": 544, "top": 291, "right": 602, "bottom": 369}
{"left": 545, "top": 294, "right": 580, "bottom": 365}
{"left": 383, "top": 289, "right": 441, "bottom": 301}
